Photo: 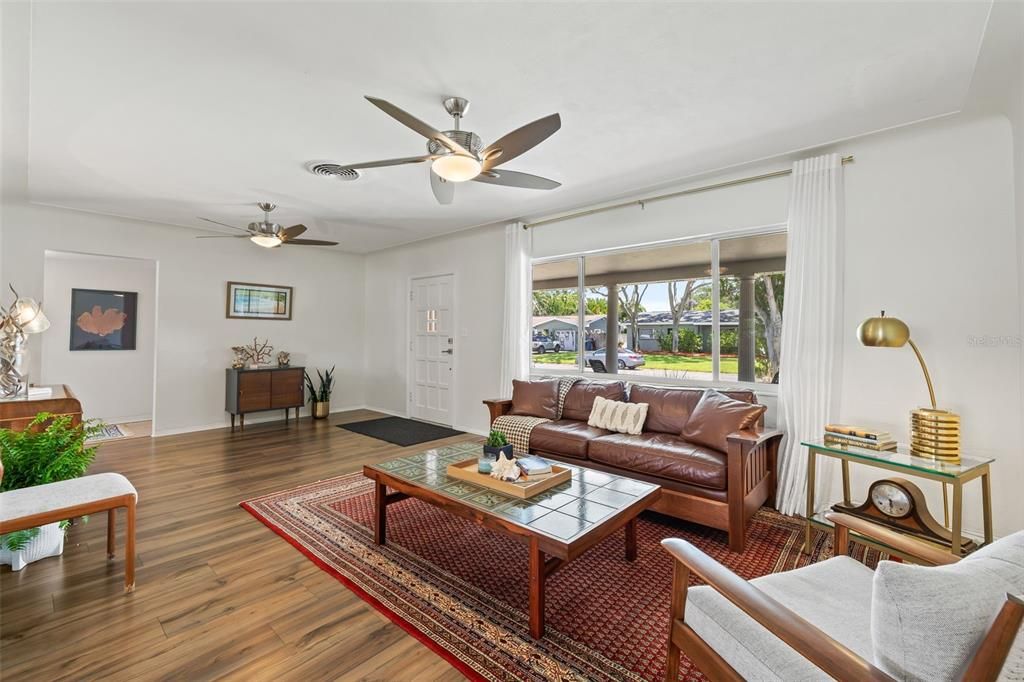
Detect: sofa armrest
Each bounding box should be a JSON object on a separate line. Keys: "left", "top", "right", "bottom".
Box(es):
{"left": 727, "top": 428, "right": 783, "bottom": 449}
{"left": 482, "top": 398, "right": 513, "bottom": 425}
{"left": 826, "top": 512, "right": 960, "bottom": 566}
{"left": 661, "top": 538, "right": 894, "bottom": 681}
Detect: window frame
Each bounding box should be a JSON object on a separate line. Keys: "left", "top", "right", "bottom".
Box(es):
{"left": 529, "top": 223, "right": 786, "bottom": 395}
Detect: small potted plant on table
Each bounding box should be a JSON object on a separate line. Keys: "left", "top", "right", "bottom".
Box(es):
{"left": 0, "top": 412, "right": 102, "bottom": 570}
{"left": 304, "top": 366, "right": 335, "bottom": 419}
{"left": 480, "top": 430, "right": 513, "bottom": 473}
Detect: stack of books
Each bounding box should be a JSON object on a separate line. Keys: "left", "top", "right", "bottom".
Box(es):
{"left": 824, "top": 424, "right": 897, "bottom": 451}
{"left": 517, "top": 455, "right": 555, "bottom": 479}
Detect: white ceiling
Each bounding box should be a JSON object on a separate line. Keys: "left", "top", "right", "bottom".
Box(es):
{"left": 24, "top": 1, "right": 992, "bottom": 253}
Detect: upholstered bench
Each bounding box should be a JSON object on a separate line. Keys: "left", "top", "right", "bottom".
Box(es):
{"left": 0, "top": 473, "right": 138, "bottom": 592}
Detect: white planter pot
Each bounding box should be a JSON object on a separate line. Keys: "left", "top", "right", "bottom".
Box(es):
{"left": 0, "top": 521, "right": 65, "bottom": 571}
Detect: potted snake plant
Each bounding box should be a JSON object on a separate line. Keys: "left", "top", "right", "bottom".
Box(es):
{"left": 0, "top": 413, "right": 103, "bottom": 570}
{"left": 304, "top": 366, "right": 335, "bottom": 419}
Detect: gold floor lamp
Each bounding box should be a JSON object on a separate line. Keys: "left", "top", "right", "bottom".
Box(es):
{"left": 857, "top": 311, "right": 961, "bottom": 462}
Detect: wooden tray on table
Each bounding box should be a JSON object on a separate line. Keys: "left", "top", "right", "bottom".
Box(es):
{"left": 446, "top": 458, "right": 571, "bottom": 499}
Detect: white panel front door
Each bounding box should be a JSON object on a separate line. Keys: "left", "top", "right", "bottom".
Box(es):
{"left": 409, "top": 274, "right": 454, "bottom": 425}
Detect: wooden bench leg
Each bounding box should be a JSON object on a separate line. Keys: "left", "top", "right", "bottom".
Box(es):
{"left": 125, "top": 498, "right": 136, "bottom": 593}
{"left": 107, "top": 508, "right": 116, "bottom": 559}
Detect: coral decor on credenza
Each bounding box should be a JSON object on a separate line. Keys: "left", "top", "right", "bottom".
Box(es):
{"left": 233, "top": 337, "right": 274, "bottom": 368}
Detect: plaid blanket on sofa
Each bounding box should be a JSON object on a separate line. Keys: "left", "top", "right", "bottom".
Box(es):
{"left": 491, "top": 377, "right": 579, "bottom": 455}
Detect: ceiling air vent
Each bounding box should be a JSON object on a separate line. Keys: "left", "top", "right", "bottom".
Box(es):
{"left": 308, "top": 163, "right": 360, "bottom": 181}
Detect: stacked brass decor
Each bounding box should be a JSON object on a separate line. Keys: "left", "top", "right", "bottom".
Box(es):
{"left": 910, "top": 408, "right": 961, "bottom": 461}
{"left": 857, "top": 311, "right": 961, "bottom": 462}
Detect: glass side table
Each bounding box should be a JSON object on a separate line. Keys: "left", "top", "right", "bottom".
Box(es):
{"left": 801, "top": 439, "right": 994, "bottom": 559}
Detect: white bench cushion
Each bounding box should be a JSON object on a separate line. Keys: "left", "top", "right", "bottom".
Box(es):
{"left": 686, "top": 555, "right": 874, "bottom": 681}
{"left": 0, "top": 473, "right": 137, "bottom": 523}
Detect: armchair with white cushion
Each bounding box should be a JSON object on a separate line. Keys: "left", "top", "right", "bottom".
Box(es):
{"left": 662, "top": 513, "right": 1024, "bottom": 681}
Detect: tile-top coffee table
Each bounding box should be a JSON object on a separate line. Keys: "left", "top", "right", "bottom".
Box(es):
{"left": 362, "top": 442, "right": 661, "bottom": 638}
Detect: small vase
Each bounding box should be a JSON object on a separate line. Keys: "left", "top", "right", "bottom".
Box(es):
{"left": 312, "top": 400, "right": 330, "bottom": 419}
{"left": 481, "top": 444, "right": 513, "bottom": 472}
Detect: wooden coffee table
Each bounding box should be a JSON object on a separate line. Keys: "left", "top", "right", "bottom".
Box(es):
{"left": 363, "top": 442, "right": 661, "bottom": 638}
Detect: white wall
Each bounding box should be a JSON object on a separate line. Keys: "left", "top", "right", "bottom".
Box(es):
{"left": 363, "top": 224, "right": 506, "bottom": 435}
{"left": 41, "top": 251, "right": 157, "bottom": 423}
{"left": 1, "top": 203, "right": 367, "bottom": 435}
{"left": 534, "top": 113, "right": 1021, "bottom": 537}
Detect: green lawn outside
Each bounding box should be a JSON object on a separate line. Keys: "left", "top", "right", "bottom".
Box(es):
{"left": 532, "top": 351, "right": 738, "bottom": 373}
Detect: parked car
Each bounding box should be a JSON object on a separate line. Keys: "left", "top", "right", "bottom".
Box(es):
{"left": 532, "top": 334, "right": 562, "bottom": 353}
{"left": 584, "top": 348, "right": 645, "bottom": 369}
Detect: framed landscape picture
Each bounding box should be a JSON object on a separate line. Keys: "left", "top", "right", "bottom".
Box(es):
{"left": 226, "top": 282, "right": 293, "bottom": 320}
{"left": 70, "top": 288, "right": 139, "bottom": 351}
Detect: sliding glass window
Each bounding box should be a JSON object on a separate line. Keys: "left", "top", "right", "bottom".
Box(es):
{"left": 529, "top": 230, "right": 786, "bottom": 387}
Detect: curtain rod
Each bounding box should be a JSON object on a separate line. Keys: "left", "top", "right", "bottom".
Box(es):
{"left": 524, "top": 155, "right": 854, "bottom": 229}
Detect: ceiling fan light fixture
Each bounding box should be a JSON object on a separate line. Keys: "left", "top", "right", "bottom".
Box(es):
{"left": 250, "top": 234, "right": 282, "bottom": 248}
{"left": 431, "top": 153, "right": 481, "bottom": 183}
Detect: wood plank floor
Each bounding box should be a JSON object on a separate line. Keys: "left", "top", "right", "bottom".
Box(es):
{"left": 0, "top": 410, "right": 475, "bottom": 681}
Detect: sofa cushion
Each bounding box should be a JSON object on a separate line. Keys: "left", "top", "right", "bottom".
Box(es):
{"left": 686, "top": 556, "right": 875, "bottom": 681}
{"left": 529, "top": 420, "right": 613, "bottom": 459}
{"left": 561, "top": 380, "right": 626, "bottom": 422}
{"left": 628, "top": 385, "right": 757, "bottom": 434}
{"left": 871, "top": 530, "right": 1024, "bottom": 681}
{"left": 681, "top": 389, "right": 767, "bottom": 453}
{"left": 510, "top": 379, "right": 559, "bottom": 419}
{"left": 587, "top": 396, "right": 648, "bottom": 435}
{"left": 589, "top": 432, "right": 727, "bottom": 490}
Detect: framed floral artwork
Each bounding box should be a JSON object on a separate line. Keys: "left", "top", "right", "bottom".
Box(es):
{"left": 70, "top": 288, "right": 138, "bottom": 351}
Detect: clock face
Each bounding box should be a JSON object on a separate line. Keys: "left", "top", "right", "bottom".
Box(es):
{"left": 871, "top": 482, "right": 913, "bottom": 518}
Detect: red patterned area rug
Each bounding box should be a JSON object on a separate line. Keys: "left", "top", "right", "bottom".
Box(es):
{"left": 241, "top": 472, "right": 883, "bottom": 681}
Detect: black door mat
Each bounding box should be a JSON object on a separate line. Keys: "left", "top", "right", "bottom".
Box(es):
{"left": 339, "top": 416, "right": 465, "bottom": 447}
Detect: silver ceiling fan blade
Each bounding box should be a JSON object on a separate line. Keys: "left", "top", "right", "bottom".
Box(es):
{"left": 281, "top": 238, "right": 339, "bottom": 246}
{"left": 197, "top": 217, "right": 250, "bottom": 233}
{"left": 430, "top": 169, "right": 455, "bottom": 205}
{"left": 332, "top": 155, "right": 436, "bottom": 171}
{"left": 481, "top": 113, "right": 561, "bottom": 171}
{"left": 196, "top": 234, "right": 251, "bottom": 239}
{"left": 281, "top": 224, "right": 307, "bottom": 240}
{"left": 364, "top": 96, "right": 471, "bottom": 156}
{"left": 471, "top": 169, "right": 561, "bottom": 190}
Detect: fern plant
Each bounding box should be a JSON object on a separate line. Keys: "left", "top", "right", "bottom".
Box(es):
{"left": 0, "top": 413, "right": 103, "bottom": 551}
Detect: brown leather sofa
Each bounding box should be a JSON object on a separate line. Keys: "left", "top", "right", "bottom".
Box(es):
{"left": 484, "top": 380, "right": 782, "bottom": 552}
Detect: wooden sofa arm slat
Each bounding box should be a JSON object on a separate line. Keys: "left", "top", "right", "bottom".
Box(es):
{"left": 661, "top": 538, "right": 894, "bottom": 681}
{"left": 826, "top": 512, "right": 960, "bottom": 566}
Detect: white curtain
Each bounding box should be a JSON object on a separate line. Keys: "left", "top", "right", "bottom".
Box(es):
{"left": 775, "top": 153, "right": 845, "bottom": 516}
{"left": 499, "top": 222, "right": 532, "bottom": 398}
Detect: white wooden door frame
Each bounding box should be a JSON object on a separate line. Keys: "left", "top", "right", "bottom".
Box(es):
{"left": 406, "top": 273, "right": 456, "bottom": 427}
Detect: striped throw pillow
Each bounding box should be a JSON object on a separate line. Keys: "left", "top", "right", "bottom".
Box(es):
{"left": 587, "top": 396, "right": 648, "bottom": 435}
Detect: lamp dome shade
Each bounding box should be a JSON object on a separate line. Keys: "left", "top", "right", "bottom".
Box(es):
{"left": 13, "top": 297, "right": 50, "bottom": 334}
{"left": 857, "top": 312, "right": 909, "bottom": 347}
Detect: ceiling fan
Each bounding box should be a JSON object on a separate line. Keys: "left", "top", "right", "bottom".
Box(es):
{"left": 195, "top": 203, "right": 338, "bottom": 248}
{"left": 314, "top": 96, "right": 561, "bottom": 205}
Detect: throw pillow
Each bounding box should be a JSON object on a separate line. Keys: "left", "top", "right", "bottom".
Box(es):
{"left": 510, "top": 379, "right": 560, "bottom": 419}
{"left": 871, "top": 531, "right": 1024, "bottom": 680}
{"left": 587, "top": 395, "right": 648, "bottom": 435}
{"left": 679, "top": 389, "right": 766, "bottom": 453}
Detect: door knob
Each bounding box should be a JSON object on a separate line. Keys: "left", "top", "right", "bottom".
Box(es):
{"left": 441, "top": 349, "right": 454, "bottom": 355}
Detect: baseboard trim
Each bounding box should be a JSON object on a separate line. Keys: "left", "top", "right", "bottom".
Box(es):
{"left": 152, "top": 403, "right": 367, "bottom": 438}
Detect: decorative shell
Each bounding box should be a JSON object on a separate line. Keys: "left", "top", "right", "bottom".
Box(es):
{"left": 490, "top": 451, "right": 521, "bottom": 482}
